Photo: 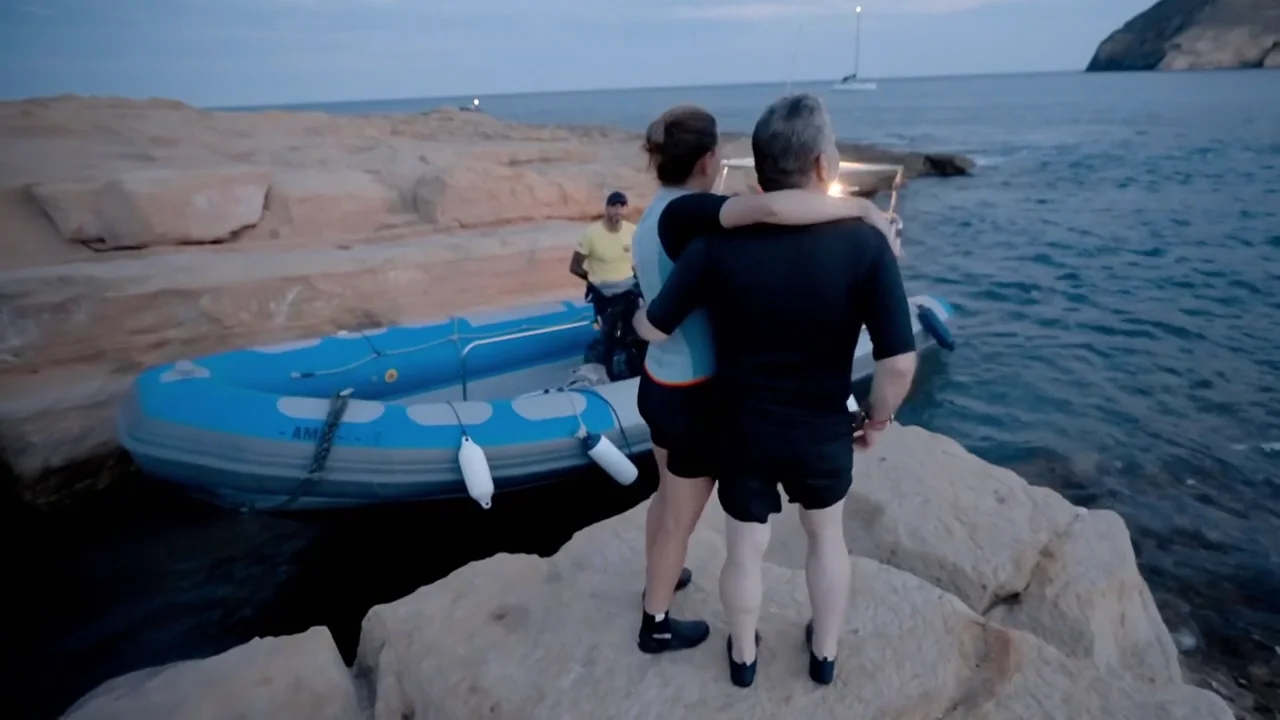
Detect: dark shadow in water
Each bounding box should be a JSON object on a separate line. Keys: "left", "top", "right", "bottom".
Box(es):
{"left": 5, "top": 457, "right": 658, "bottom": 719}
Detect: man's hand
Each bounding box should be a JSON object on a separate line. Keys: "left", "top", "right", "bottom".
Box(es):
{"left": 633, "top": 306, "right": 671, "bottom": 343}
{"left": 569, "top": 251, "right": 590, "bottom": 281}
{"left": 853, "top": 415, "right": 891, "bottom": 451}
{"left": 854, "top": 426, "right": 884, "bottom": 450}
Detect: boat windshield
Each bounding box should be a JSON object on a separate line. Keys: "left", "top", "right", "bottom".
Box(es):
{"left": 712, "top": 156, "right": 904, "bottom": 209}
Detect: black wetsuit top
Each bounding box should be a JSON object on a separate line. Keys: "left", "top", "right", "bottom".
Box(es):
{"left": 645, "top": 217, "right": 917, "bottom": 448}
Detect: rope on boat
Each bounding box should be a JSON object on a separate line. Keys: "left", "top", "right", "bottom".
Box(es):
{"left": 240, "top": 388, "right": 353, "bottom": 513}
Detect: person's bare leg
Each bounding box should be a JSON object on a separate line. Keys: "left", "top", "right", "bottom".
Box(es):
{"left": 643, "top": 459, "right": 714, "bottom": 617}
{"left": 644, "top": 448, "right": 668, "bottom": 577}
{"left": 721, "top": 516, "right": 771, "bottom": 670}
{"left": 799, "top": 499, "right": 851, "bottom": 668}
{"left": 638, "top": 448, "right": 715, "bottom": 654}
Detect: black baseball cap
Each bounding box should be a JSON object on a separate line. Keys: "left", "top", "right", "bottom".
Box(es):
{"left": 606, "top": 191, "right": 628, "bottom": 206}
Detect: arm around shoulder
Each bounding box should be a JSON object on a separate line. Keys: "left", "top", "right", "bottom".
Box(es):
{"left": 720, "top": 190, "right": 887, "bottom": 229}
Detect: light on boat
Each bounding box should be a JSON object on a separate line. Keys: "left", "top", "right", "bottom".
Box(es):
{"left": 827, "top": 181, "right": 845, "bottom": 197}
{"left": 472, "top": 98, "right": 480, "bottom": 107}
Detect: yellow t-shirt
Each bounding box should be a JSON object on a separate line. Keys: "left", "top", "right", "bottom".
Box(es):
{"left": 577, "top": 220, "right": 636, "bottom": 284}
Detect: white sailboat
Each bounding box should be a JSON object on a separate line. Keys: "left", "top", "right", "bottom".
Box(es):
{"left": 832, "top": 5, "right": 877, "bottom": 91}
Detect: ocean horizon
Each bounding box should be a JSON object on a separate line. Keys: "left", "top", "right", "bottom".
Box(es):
{"left": 210, "top": 68, "right": 1100, "bottom": 113}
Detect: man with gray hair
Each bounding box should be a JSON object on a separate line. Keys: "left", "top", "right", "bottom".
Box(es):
{"left": 633, "top": 93, "right": 919, "bottom": 688}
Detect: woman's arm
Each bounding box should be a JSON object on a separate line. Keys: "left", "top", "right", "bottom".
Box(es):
{"left": 657, "top": 191, "right": 893, "bottom": 261}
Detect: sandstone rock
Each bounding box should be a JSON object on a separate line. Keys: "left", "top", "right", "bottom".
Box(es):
{"left": 0, "top": 221, "right": 585, "bottom": 499}
{"left": 264, "top": 169, "right": 398, "bottom": 238}
{"left": 352, "top": 495, "right": 1231, "bottom": 720}
{"left": 29, "top": 166, "right": 271, "bottom": 248}
{"left": 413, "top": 163, "right": 602, "bottom": 228}
{"left": 715, "top": 425, "right": 1183, "bottom": 688}
{"left": 987, "top": 508, "right": 1183, "bottom": 686}
{"left": 843, "top": 425, "right": 1082, "bottom": 614}
{"left": 62, "top": 626, "right": 361, "bottom": 720}
{"left": 28, "top": 180, "right": 106, "bottom": 240}
{"left": 98, "top": 167, "right": 271, "bottom": 246}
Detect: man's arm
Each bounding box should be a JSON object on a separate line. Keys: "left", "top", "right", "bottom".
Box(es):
{"left": 657, "top": 191, "right": 890, "bottom": 260}
{"left": 632, "top": 238, "right": 711, "bottom": 343}
{"left": 859, "top": 233, "right": 918, "bottom": 425}
{"left": 568, "top": 231, "right": 591, "bottom": 281}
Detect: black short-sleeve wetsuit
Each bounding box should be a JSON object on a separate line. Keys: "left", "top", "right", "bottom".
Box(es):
{"left": 644, "top": 217, "right": 917, "bottom": 523}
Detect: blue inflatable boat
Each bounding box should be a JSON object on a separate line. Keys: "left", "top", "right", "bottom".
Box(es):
{"left": 117, "top": 294, "right": 955, "bottom": 512}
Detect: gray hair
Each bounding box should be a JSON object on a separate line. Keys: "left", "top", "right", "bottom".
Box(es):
{"left": 751, "top": 93, "right": 836, "bottom": 192}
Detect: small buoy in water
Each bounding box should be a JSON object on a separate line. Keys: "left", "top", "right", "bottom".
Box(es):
{"left": 917, "top": 305, "right": 956, "bottom": 351}
{"left": 458, "top": 435, "right": 494, "bottom": 508}
{"left": 584, "top": 432, "right": 638, "bottom": 486}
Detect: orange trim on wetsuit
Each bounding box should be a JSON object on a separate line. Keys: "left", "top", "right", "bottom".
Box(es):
{"left": 643, "top": 366, "right": 711, "bottom": 388}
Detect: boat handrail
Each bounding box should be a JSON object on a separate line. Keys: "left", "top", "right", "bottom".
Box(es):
{"left": 458, "top": 319, "right": 594, "bottom": 400}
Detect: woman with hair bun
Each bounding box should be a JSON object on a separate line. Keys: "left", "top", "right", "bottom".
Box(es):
{"left": 632, "top": 104, "right": 891, "bottom": 655}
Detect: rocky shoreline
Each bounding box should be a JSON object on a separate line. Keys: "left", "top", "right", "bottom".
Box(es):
{"left": 0, "top": 95, "right": 971, "bottom": 506}
{"left": 60, "top": 425, "right": 1233, "bottom": 719}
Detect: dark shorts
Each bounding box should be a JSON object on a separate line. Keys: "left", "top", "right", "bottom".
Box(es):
{"left": 716, "top": 418, "right": 854, "bottom": 525}
{"left": 637, "top": 374, "right": 719, "bottom": 480}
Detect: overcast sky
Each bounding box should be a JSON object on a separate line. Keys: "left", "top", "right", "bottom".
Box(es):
{"left": 0, "top": 0, "right": 1155, "bottom": 107}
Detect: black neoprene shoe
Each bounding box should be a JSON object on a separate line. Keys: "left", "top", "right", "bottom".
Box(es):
{"left": 637, "top": 612, "right": 710, "bottom": 654}
{"left": 804, "top": 621, "right": 836, "bottom": 685}
{"left": 726, "top": 632, "right": 763, "bottom": 688}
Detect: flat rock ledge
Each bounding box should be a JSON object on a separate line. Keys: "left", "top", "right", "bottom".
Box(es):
{"left": 62, "top": 425, "right": 1232, "bottom": 720}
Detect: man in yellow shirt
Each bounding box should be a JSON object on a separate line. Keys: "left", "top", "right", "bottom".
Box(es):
{"left": 570, "top": 191, "right": 637, "bottom": 299}
{"left": 572, "top": 192, "right": 643, "bottom": 376}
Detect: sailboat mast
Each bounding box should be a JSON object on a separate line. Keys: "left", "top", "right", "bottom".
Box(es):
{"left": 854, "top": 5, "right": 862, "bottom": 77}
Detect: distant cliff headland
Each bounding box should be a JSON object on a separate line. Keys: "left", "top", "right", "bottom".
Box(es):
{"left": 1087, "top": 0, "right": 1280, "bottom": 72}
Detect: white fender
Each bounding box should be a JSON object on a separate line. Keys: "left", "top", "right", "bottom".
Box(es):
{"left": 458, "top": 435, "right": 494, "bottom": 509}
{"left": 584, "top": 432, "right": 638, "bottom": 486}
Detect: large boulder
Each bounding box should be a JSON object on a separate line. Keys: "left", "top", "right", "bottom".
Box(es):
{"left": 841, "top": 425, "right": 1184, "bottom": 686}
{"left": 62, "top": 626, "right": 361, "bottom": 720}
{"left": 30, "top": 166, "right": 271, "bottom": 248}
{"left": 843, "top": 426, "right": 1083, "bottom": 614}
{"left": 263, "top": 169, "right": 399, "bottom": 238}
{"left": 412, "top": 162, "right": 609, "bottom": 228}
{"left": 986, "top": 508, "right": 1182, "bottom": 686}
{"left": 353, "top": 490, "right": 1231, "bottom": 720}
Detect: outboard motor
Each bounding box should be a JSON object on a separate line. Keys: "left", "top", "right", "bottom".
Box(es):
{"left": 583, "top": 283, "right": 647, "bottom": 382}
